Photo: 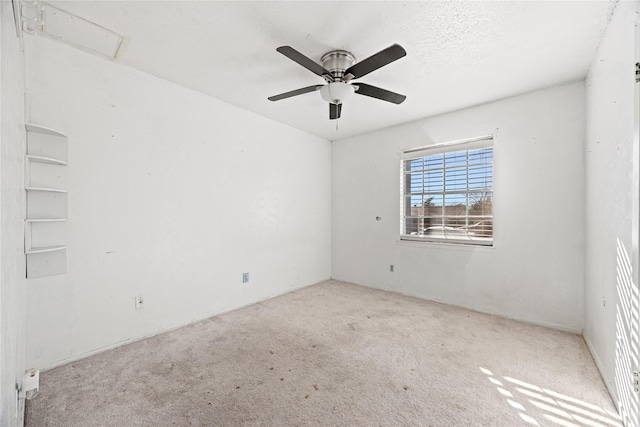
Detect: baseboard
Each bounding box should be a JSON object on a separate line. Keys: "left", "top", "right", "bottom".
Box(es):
{"left": 37, "top": 278, "right": 327, "bottom": 372}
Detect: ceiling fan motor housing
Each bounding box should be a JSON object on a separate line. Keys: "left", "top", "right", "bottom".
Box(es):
{"left": 321, "top": 50, "right": 356, "bottom": 81}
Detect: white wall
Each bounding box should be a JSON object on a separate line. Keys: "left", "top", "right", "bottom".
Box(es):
{"left": 24, "top": 36, "right": 331, "bottom": 370}
{"left": 583, "top": 1, "right": 639, "bottom": 424}
{"left": 332, "top": 82, "right": 585, "bottom": 332}
{"left": 0, "top": 2, "right": 28, "bottom": 425}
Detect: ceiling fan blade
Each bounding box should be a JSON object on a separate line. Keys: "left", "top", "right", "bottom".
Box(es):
{"left": 276, "top": 46, "right": 332, "bottom": 78}
{"left": 268, "top": 85, "right": 323, "bottom": 101}
{"left": 344, "top": 44, "right": 406, "bottom": 79}
{"left": 329, "top": 103, "right": 342, "bottom": 120}
{"left": 354, "top": 83, "right": 406, "bottom": 104}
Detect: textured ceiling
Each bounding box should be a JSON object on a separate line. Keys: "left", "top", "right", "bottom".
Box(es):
{"left": 45, "top": 1, "right": 617, "bottom": 141}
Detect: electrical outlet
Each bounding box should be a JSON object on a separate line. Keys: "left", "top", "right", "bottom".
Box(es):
{"left": 390, "top": 264, "right": 394, "bottom": 272}
{"left": 242, "top": 272, "right": 249, "bottom": 283}
{"left": 135, "top": 294, "right": 144, "bottom": 310}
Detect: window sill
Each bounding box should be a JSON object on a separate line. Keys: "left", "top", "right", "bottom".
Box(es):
{"left": 397, "top": 237, "right": 494, "bottom": 250}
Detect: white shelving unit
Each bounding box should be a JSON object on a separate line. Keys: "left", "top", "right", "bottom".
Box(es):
{"left": 25, "top": 124, "right": 68, "bottom": 278}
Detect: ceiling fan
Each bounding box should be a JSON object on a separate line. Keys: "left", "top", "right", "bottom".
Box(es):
{"left": 268, "top": 44, "right": 407, "bottom": 120}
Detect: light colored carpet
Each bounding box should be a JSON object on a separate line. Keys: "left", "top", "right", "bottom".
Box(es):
{"left": 25, "top": 280, "right": 620, "bottom": 427}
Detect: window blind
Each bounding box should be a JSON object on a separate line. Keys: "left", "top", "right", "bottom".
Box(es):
{"left": 401, "top": 136, "right": 494, "bottom": 246}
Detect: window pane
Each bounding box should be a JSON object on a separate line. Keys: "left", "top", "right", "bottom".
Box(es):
{"left": 408, "top": 172, "right": 423, "bottom": 194}
{"left": 469, "top": 218, "right": 493, "bottom": 238}
{"left": 468, "top": 148, "right": 492, "bottom": 163}
{"left": 404, "top": 158, "right": 424, "bottom": 172}
{"left": 468, "top": 164, "right": 492, "bottom": 189}
{"left": 468, "top": 193, "right": 493, "bottom": 216}
{"left": 424, "top": 194, "right": 443, "bottom": 209}
{"left": 444, "top": 167, "right": 467, "bottom": 191}
{"left": 444, "top": 193, "right": 466, "bottom": 206}
{"left": 405, "top": 194, "right": 423, "bottom": 208}
{"left": 404, "top": 217, "right": 420, "bottom": 235}
{"left": 424, "top": 154, "right": 444, "bottom": 170}
{"left": 424, "top": 169, "right": 443, "bottom": 193}
{"left": 444, "top": 150, "right": 466, "bottom": 167}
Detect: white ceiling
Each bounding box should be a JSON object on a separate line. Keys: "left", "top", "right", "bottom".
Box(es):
{"left": 45, "top": 1, "right": 617, "bottom": 141}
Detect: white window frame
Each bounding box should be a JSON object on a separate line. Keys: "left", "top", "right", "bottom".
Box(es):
{"left": 400, "top": 135, "right": 494, "bottom": 246}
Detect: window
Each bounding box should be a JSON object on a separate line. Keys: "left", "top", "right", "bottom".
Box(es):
{"left": 401, "top": 136, "right": 493, "bottom": 246}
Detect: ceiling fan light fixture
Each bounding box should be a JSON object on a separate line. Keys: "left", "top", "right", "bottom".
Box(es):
{"left": 320, "top": 82, "right": 355, "bottom": 104}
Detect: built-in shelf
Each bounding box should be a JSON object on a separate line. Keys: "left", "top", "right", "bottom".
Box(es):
{"left": 27, "top": 155, "right": 68, "bottom": 166}
{"left": 25, "top": 218, "right": 67, "bottom": 223}
{"left": 25, "top": 123, "right": 68, "bottom": 278}
{"left": 26, "top": 245, "right": 66, "bottom": 255}
{"left": 25, "top": 187, "right": 67, "bottom": 193}
{"left": 25, "top": 124, "right": 67, "bottom": 138}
